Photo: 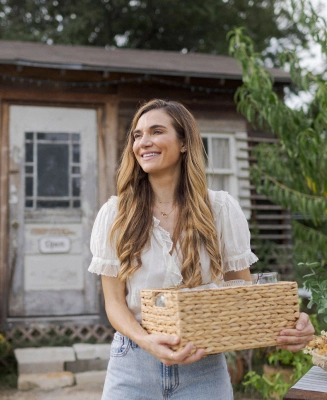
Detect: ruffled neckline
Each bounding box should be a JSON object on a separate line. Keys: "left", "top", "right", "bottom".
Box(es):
{"left": 153, "top": 216, "right": 173, "bottom": 254}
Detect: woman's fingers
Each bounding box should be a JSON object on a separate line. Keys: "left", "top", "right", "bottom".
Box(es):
{"left": 277, "top": 312, "right": 315, "bottom": 352}
{"left": 162, "top": 343, "right": 206, "bottom": 366}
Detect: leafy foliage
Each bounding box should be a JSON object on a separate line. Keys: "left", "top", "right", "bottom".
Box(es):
{"left": 0, "top": 334, "right": 10, "bottom": 360}
{"left": 228, "top": 1, "right": 327, "bottom": 267}
{"left": 243, "top": 370, "right": 290, "bottom": 400}
{"left": 0, "top": 334, "right": 16, "bottom": 389}
{"left": 243, "top": 348, "right": 312, "bottom": 400}
{"left": 267, "top": 348, "right": 312, "bottom": 381}
{"left": 299, "top": 262, "right": 327, "bottom": 323}
{"left": 0, "top": 0, "right": 308, "bottom": 59}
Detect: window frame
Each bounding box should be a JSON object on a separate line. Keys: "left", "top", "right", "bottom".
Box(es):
{"left": 24, "top": 131, "right": 82, "bottom": 210}
{"left": 201, "top": 132, "right": 238, "bottom": 196}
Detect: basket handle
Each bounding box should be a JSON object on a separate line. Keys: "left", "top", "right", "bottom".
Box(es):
{"left": 153, "top": 293, "right": 166, "bottom": 308}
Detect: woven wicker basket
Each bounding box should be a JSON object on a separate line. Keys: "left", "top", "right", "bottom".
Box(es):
{"left": 312, "top": 351, "right": 327, "bottom": 371}
{"left": 141, "top": 282, "right": 299, "bottom": 354}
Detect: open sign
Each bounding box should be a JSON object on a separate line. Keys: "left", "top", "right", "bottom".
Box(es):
{"left": 39, "top": 236, "right": 71, "bottom": 253}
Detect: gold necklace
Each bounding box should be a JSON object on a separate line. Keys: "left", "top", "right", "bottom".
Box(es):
{"left": 155, "top": 203, "right": 177, "bottom": 219}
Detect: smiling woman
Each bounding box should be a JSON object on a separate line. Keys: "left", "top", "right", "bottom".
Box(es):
{"left": 132, "top": 110, "right": 185, "bottom": 178}
{"left": 88, "top": 99, "right": 314, "bottom": 400}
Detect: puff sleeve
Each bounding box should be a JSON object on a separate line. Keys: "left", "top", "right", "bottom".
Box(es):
{"left": 88, "top": 196, "right": 120, "bottom": 276}
{"left": 210, "top": 190, "right": 258, "bottom": 273}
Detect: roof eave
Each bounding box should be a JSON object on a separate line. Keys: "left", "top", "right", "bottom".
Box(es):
{"left": 0, "top": 59, "right": 292, "bottom": 84}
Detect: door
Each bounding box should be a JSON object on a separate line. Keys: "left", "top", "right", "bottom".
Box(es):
{"left": 8, "top": 105, "right": 99, "bottom": 317}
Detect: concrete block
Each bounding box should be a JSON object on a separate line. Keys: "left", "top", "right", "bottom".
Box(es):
{"left": 14, "top": 347, "right": 76, "bottom": 375}
{"left": 18, "top": 372, "right": 75, "bottom": 391}
{"left": 73, "top": 343, "right": 111, "bottom": 360}
{"left": 15, "top": 347, "right": 76, "bottom": 363}
{"left": 65, "top": 358, "right": 108, "bottom": 373}
{"left": 19, "top": 361, "right": 64, "bottom": 374}
{"left": 75, "top": 370, "right": 106, "bottom": 386}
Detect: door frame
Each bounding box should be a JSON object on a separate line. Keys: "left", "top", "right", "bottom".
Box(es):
{"left": 0, "top": 91, "right": 119, "bottom": 329}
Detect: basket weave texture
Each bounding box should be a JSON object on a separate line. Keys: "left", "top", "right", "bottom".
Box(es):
{"left": 141, "top": 282, "right": 299, "bottom": 354}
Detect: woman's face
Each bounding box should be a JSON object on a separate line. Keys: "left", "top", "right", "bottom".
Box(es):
{"left": 132, "top": 109, "right": 185, "bottom": 177}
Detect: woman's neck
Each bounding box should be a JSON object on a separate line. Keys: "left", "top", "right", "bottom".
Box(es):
{"left": 149, "top": 173, "right": 179, "bottom": 203}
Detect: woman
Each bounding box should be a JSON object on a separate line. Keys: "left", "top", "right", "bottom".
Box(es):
{"left": 89, "top": 99, "right": 314, "bottom": 399}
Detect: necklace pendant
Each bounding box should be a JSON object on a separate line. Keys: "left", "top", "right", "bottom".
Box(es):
{"left": 161, "top": 212, "right": 168, "bottom": 218}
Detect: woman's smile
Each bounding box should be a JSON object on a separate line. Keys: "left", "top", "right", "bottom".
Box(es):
{"left": 141, "top": 151, "right": 161, "bottom": 160}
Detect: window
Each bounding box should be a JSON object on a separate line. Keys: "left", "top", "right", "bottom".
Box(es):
{"left": 201, "top": 133, "right": 236, "bottom": 192}
{"left": 24, "top": 132, "right": 81, "bottom": 209}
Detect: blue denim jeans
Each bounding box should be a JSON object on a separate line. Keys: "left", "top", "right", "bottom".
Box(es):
{"left": 101, "top": 332, "right": 234, "bottom": 400}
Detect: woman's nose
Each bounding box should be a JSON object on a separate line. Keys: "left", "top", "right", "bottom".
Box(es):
{"left": 139, "top": 133, "right": 152, "bottom": 147}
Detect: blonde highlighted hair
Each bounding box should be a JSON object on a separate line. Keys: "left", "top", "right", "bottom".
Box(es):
{"left": 110, "top": 99, "right": 222, "bottom": 287}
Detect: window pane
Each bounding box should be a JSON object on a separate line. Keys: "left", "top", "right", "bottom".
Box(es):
{"left": 212, "top": 138, "right": 230, "bottom": 169}
{"left": 25, "top": 165, "right": 33, "bottom": 173}
{"left": 25, "top": 200, "right": 33, "bottom": 208}
{"left": 202, "top": 137, "right": 209, "bottom": 166}
{"left": 72, "top": 133, "right": 80, "bottom": 142}
{"left": 72, "top": 166, "right": 80, "bottom": 174}
{"left": 37, "top": 143, "right": 69, "bottom": 197}
{"left": 37, "top": 132, "right": 69, "bottom": 141}
{"left": 72, "top": 144, "right": 80, "bottom": 163}
{"left": 72, "top": 177, "right": 80, "bottom": 197}
{"left": 25, "top": 143, "right": 34, "bottom": 162}
{"left": 25, "top": 132, "right": 33, "bottom": 140}
{"left": 73, "top": 200, "right": 81, "bottom": 208}
{"left": 207, "top": 174, "right": 229, "bottom": 191}
{"left": 37, "top": 200, "right": 70, "bottom": 208}
{"left": 25, "top": 177, "right": 33, "bottom": 196}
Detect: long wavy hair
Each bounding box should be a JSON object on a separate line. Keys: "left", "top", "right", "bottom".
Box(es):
{"left": 110, "top": 99, "right": 222, "bottom": 287}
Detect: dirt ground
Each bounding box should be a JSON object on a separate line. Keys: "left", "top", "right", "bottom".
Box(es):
{"left": 0, "top": 383, "right": 103, "bottom": 400}
{"left": 0, "top": 386, "right": 258, "bottom": 400}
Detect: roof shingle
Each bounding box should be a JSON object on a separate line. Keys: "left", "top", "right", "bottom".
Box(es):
{"left": 0, "top": 40, "right": 290, "bottom": 82}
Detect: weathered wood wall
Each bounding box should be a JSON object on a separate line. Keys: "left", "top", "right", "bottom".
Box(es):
{"left": 0, "top": 66, "right": 291, "bottom": 329}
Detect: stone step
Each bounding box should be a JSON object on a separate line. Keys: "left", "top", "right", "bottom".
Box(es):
{"left": 14, "top": 347, "right": 76, "bottom": 374}
{"left": 75, "top": 370, "right": 107, "bottom": 386}
{"left": 65, "top": 358, "right": 108, "bottom": 373}
{"left": 18, "top": 372, "right": 75, "bottom": 391}
{"left": 73, "top": 343, "right": 111, "bottom": 360}
{"left": 14, "top": 344, "right": 111, "bottom": 390}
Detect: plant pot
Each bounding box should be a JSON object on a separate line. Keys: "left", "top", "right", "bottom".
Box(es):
{"left": 263, "top": 364, "right": 294, "bottom": 384}
{"left": 227, "top": 354, "right": 244, "bottom": 385}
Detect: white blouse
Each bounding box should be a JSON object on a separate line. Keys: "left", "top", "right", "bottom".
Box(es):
{"left": 88, "top": 190, "right": 258, "bottom": 322}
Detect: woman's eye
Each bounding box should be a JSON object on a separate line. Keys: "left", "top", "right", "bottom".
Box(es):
{"left": 134, "top": 133, "right": 141, "bottom": 139}
{"left": 153, "top": 130, "right": 162, "bottom": 135}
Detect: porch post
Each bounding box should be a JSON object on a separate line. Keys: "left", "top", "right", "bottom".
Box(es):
{"left": 0, "top": 101, "right": 9, "bottom": 329}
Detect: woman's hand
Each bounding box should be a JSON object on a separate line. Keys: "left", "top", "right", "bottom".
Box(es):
{"left": 277, "top": 312, "right": 315, "bottom": 352}
{"left": 141, "top": 333, "right": 206, "bottom": 366}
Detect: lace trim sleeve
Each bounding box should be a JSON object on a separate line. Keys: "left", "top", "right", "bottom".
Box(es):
{"left": 223, "top": 249, "right": 258, "bottom": 273}
{"left": 88, "top": 256, "right": 120, "bottom": 277}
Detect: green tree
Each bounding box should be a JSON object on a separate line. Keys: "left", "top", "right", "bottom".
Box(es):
{"left": 0, "top": 0, "right": 307, "bottom": 59}
{"left": 228, "top": 0, "right": 327, "bottom": 266}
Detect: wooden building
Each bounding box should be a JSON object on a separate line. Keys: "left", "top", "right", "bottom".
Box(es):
{"left": 0, "top": 40, "right": 292, "bottom": 333}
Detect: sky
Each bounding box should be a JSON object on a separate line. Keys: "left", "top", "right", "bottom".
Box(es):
{"left": 285, "top": 0, "right": 327, "bottom": 108}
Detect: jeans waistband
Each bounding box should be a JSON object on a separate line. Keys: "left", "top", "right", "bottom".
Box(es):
{"left": 115, "top": 331, "right": 138, "bottom": 348}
